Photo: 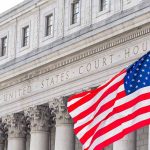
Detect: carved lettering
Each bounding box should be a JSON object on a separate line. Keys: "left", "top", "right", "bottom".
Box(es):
{"left": 79, "top": 66, "right": 84, "bottom": 74}
{"left": 1, "top": 85, "right": 32, "bottom": 102}
{"left": 103, "top": 57, "right": 107, "bottom": 66}
{"left": 125, "top": 48, "right": 130, "bottom": 58}
{"left": 142, "top": 41, "right": 147, "bottom": 51}
{"left": 110, "top": 54, "right": 113, "bottom": 64}
{"left": 86, "top": 63, "right": 92, "bottom": 72}
{"left": 133, "top": 46, "right": 139, "bottom": 54}
{"left": 94, "top": 60, "right": 100, "bottom": 69}
{"left": 66, "top": 71, "right": 70, "bottom": 80}
{"left": 0, "top": 40, "right": 148, "bottom": 104}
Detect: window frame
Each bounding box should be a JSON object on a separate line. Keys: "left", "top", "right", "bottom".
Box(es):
{"left": 22, "top": 25, "right": 30, "bottom": 47}
{"left": 69, "top": 0, "right": 81, "bottom": 28}
{"left": 45, "top": 14, "right": 54, "bottom": 37}
{"left": 71, "top": 1, "right": 80, "bottom": 25}
{"left": 1, "top": 36, "right": 7, "bottom": 57}
{"left": 41, "top": 9, "right": 55, "bottom": 42}
{"left": 99, "top": 0, "right": 106, "bottom": 12}
{"left": 96, "top": 0, "right": 110, "bottom": 17}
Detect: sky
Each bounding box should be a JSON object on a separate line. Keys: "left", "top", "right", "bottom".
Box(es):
{"left": 0, "top": 0, "right": 24, "bottom": 14}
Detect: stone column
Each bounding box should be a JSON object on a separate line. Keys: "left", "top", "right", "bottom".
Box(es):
{"left": 26, "top": 134, "right": 30, "bottom": 150}
{"left": 2, "top": 113, "right": 26, "bottom": 150}
{"left": 0, "top": 120, "right": 5, "bottom": 150}
{"left": 25, "top": 105, "right": 50, "bottom": 150}
{"left": 50, "top": 97, "right": 75, "bottom": 150}
{"left": 113, "top": 132, "right": 136, "bottom": 150}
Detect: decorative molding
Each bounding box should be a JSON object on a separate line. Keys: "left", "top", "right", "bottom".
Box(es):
{"left": 2, "top": 113, "right": 26, "bottom": 138}
{"left": 49, "top": 97, "right": 72, "bottom": 125}
{"left": 0, "top": 25, "right": 150, "bottom": 90}
{"left": 24, "top": 105, "right": 51, "bottom": 132}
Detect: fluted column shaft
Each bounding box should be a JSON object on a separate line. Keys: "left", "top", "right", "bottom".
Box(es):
{"left": 25, "top": 106, "right": 50, "bottom": 150}
{"left": 50, "top": 98, "right": 75, "bottom": 150}
{"left": 113, "top": 132, "right": 136, "bottom": 150}
{"left": 3, "top": 113, "right": 26, "bottom": 150}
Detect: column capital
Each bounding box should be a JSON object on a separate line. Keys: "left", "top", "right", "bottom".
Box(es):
{"left": 25, "top": 105, "right": 50, "bottom": 132}
{"left": 49, "top": 97, "right": 72, "bottom": 125}
{"left": 2, "top": 113, "right": 26, "bottom": 138}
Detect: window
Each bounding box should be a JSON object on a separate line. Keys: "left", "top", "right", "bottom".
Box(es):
{"left": 99, "top": 0, "right": 106, "bottom": 11}
{"left": 1, "top": 36, "right": 7, "bottom": 56}
{"left": 22, "top": 26, "right": 29, "bottom": 47}
{"left": 45, "top": 14, "right": 53, "bottom": 36}
{"left": 71, "top": 0, "right": 80, "bottom": 24}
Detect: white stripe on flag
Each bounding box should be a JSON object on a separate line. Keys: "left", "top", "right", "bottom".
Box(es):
{"left": 70, "top": 73, "right": 126, "bottom": 118}
{"left": 80, "top": 87, "right": 150, "bottom": 148}
{"left": 83, "top": 97, "right": 150, "bottom": 149}
{"left": 74, "top": 84, "right": 124, "bottom": 129}
{"left": 67, "top": 95, "right": 89, "bottom": 107}
{"left": 76, "top": 84, "right": 124, "bottom": 138}
{"left": 89, "top": 112, "right": 150, "bottom": 150}
{"left": 78, "top": 86, "right": 150, "bottom": 140}
{"left": 115, "top": 86, "right": 150, "bottom": 107}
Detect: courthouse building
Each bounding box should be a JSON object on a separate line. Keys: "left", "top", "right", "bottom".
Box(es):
{"left": 0, "top": 0, "right": 149, "bottom": 150}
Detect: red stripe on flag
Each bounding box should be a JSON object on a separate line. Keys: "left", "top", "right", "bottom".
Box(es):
{"left": 68, "top": 91, "right": 90, "bottom": 102}
{"left": 68, "top": 69, "right": 126, "bottom": 103}
{"left": 74, "top": 91, "right": 126, "bottom": 134}
{"left": 72, "top": 80, "right": 124, "bottom": 123}
{"left": 80, "top": 92, "right": 150, "bottom": 146}
{"left": 93, "top": 118, "right": 150, "bottom": 150}
{"left": 88, "top": 102, "right": 150, "bottom": 149}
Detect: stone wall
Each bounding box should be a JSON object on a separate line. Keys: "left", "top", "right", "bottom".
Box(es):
{"left": 0, "top": 0, "right": 148, "bottom": 66}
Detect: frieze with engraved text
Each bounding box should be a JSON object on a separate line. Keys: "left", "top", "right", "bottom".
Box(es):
{"left": 0, "top": 40, "right": 148, "bottom": 104}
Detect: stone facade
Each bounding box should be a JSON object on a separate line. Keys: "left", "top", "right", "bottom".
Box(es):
{"left": 0, "top": 0, "right": 149, "bottom": 149}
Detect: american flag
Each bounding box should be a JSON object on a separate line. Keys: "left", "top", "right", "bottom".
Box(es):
{"left": 67, "top": 51, "right": 150, "bottom": 150}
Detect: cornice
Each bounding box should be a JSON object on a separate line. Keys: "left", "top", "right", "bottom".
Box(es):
{"left": 0, "top": 24, "right": 149, "bottom": 90}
